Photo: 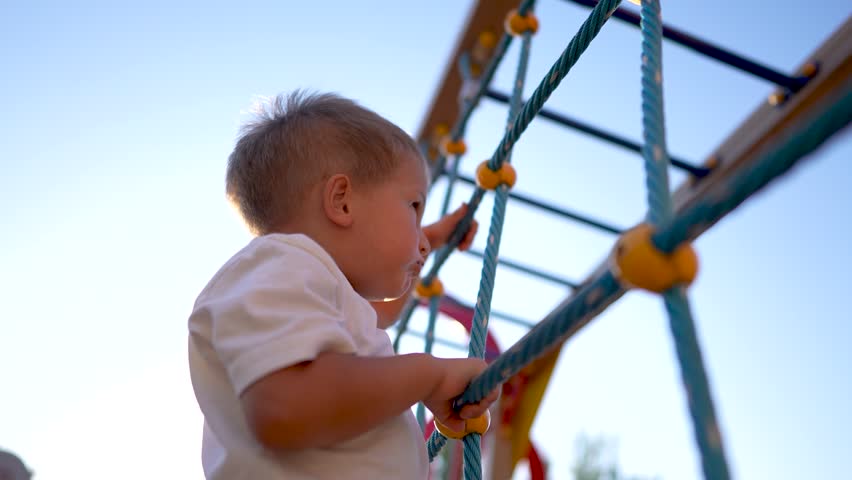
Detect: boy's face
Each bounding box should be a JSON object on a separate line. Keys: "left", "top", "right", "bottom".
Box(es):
{"left": 348, "top": 153, "right": 430, "bottom": 301}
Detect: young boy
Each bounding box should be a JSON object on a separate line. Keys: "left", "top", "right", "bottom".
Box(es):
{"left": 188, "top": 91, "right": 498, "bottom": 479}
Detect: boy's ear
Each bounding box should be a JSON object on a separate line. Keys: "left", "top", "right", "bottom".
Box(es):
{"left": 323, "top": 174, "right": 354, "bottom": 227}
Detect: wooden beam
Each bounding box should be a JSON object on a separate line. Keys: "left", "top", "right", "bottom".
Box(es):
{"left": 414, "top": 0, "right": 520, "bottom": 154}
{"left": 672, "top": 17, "right": 852, "bottom": 230}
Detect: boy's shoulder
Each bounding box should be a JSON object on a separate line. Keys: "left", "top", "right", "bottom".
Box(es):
{"left": 197, "top": 233, "right": 341, "bottom": 302}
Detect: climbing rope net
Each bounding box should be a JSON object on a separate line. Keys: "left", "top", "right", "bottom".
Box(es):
{"left": 391, "top": 0, "right": 851, "bottom": 479}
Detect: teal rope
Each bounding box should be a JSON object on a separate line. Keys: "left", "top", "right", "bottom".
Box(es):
{"left": 639, "top": 0, "right": 674, "bottom": 226}
{"left": 429, "top": 0, "right": 537, "bottom": 181}
{"left": 488, "top": 0, "right": 621, "bottom": 171}
{"left": 653, "top": 88, "right": 852, "bottom": 254}
{"left": 427, "top": 0, "right": 621, "bottom": 462}
{"left": 423, "top": 0, "right": 622, "bottom": 288}
{"left": 663, "top": 288, "right": 729, "bottom": 479}
{"left": 639, "top": 2, "right": 730, "bottom": 478}
{"left": 391, "top": 296, "right": 419, "bottom": 353}
{"left": 431, "top": 17, "right": 537, "bottom": 472}
{"left": 462, "top": 435, "right": 482, "bottom": 480}
{"left": 403, "top": 0, "right": 540, "bottom": 353}
{"left": 456, "top": 271, "right": 622, "bottom": 405}
{"left": 449, "top": 84, "right": 852, "bottom": 409}
{"left": 416, "top": 296, "right": 442, "bottom": 430}
{"left": 427, "top": 430, "right": 448, "bottom": 461}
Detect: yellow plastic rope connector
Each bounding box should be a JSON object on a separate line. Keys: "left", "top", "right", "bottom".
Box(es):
{"left": 478, "top": 30, "right": 498, "bottom": 49}
{"left": 415, "top": 278, "right": 444, "bottom": 299}
{"left": 440, "top": 137, "right": 467, "bottom": 156}
{"left": 505, "top": 9, "right": 539, "bottom": 36}
{"left": 435, "top": 411, "right": 491, "bottom": 439}
{"left": 476, "top": 161, "right": 517, "bottom": 190}
{"left": 433, "top": 123, "right": 450, "bottom": 139}
{"left": 611, "top": 223, "right": 698, "bottom": 292}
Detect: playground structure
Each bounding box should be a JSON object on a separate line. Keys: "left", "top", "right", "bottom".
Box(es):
{"left": 389, "top": 0, "right": 851, "bottom": 479}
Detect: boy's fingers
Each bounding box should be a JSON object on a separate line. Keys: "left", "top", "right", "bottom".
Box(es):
{"left": 441, "top": 416, "right": 465, "bottom": 432}
{"left": 487, "top": 388, "right": 500, "bottom": 404}
{"left": 459, "top": 403, "right": 485, "bottom": 420}
{"left": 458, "top": 220, "right": 478, "bottom": 251}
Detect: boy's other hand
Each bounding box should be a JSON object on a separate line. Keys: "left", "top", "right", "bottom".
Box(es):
{"left": 423, "top": 357, "right": 499, "bottom": 433}
{"left": 423, "top": 203, "right": 478, "bottom": 252}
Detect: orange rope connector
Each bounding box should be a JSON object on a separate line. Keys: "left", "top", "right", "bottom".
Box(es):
{"left": 440, "top": 137, "right": 467, "bottom": 156}
{"left": 610, "top": 223, "right": 699, "bottom": 293}
{"left": 478, "top": 30, "right": 498, "bottom": 49}
{"left": 476, "top": 161, "right": 517, "bottom": 190}
{"left": 433, "top": 123, "right": 450, "bottom": 138}
{"left": 435, "top": 411, "right": 491, "bottom": 439}
{"left": 472, "top": 30, "right": 498, "bottom": 64}
{"left": 415, "top": 278, "right": 444, "bottom": 299}
{"left": 505, "top": 9, "right": 539, "bottom": 36}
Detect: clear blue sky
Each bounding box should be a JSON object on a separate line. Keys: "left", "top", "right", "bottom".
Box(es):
{"left": 1, "top": 1, "right": 849, "bottom": 479}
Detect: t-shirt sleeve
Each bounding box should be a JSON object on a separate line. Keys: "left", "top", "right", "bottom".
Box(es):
{"left": 195, "top": 243, "right": 357, "bottom": 394}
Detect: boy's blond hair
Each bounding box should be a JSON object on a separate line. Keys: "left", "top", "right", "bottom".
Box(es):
{"left": 226, "top": 91, "right": 423, "bottom": 235}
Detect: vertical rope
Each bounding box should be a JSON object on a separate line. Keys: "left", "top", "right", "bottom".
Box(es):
{"left": 639, "top": 0, "right": 673, "bottom": 226}
{"left": 417, "top": 296, "right": 442, "bottom": 429}
{"left": 663, "top": 288, "right": 731, "bottom": 479}
{"left": 428, "top": 431, "right": 449, "bottom": 461}
{"left": 461, "top": 23, "right": 534, "bottom": 480}
{"left": 429, "top": 0, "right": 621, "bottom": 463}
{"left": 392, "top": 296, "right": 419, "bottom": 353}
{"left": 639, "top": 2, "right": 730, "bottom": 479}
{"left": 462, "top": 434, "right": 483, "bottom": 480}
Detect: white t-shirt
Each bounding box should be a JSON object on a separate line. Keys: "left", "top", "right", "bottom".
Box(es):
{"left": 188, "top": 233, "right": 428, "bottom": 479}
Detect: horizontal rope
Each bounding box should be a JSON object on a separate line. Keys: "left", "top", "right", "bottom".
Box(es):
{"left": 654, "top": 87, "right": 852, "bottom": 253}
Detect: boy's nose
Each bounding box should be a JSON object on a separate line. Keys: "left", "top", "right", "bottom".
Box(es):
{"left": 419, "top": 230, "right": 431, "bottom": 258}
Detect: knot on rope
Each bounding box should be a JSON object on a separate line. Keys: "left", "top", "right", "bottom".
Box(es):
{"left": 476, "top": 161, "right": 517, "bottom": 190}
{"left": 440, "top": 137, "right": 468, "bottom": 156}
{"left": 434, "top": 411, "right": 491, "bottom": 439}
{"left": 610, "top": 223, "right": 699, "bottom": 292}
{"left": 505, "top": 9, "right": 540, "bottom": 36}
{"left": 415, "top": 278, "right": 445, "bottom": 299}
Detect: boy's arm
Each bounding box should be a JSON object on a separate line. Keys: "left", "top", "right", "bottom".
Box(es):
{"left": 240, "top": 352, "right": 494, "bottom": 450}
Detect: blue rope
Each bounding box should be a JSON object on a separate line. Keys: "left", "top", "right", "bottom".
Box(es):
{"left": 653, "top": 88, "right": 852, "bottom": 254}
{"left": 401, "top": 0, "right": 540, "bottom": 354}
{"left": 449, "top": 86, "right": 851, "bottom": 408}
{"left": 416, "top": 296, "right": 442, "bottom": 430}
{"left": 462, "top": 434, "right": 482, "bottom": 480}
{"left": 427, "top": 0, "right": 622, "bottom": 463}
{"left": 639, "top": 2, "right": 730, "bottom": 478}
{"left": 458, "top": 270, "right": 623, "bottom": 405}
{"left": 431, "top": 17, "right": 537, "bottom": 470}
{"left": 391, "top": 296, "right": 419, "bottom": 353}
{"left": 427, "top": 430, "right": 449, "bottom": 461}
{"left": 639, "top": 0, "right": 674, "bottom": 226}
{"left": 429, "top": 0, "right": 537, "bottom": 182}
{"left": 663, "top": 288, "right": 729, "bottom": 479}
{"left": 423, "top": 0, "right": 622, "bottom": 288}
